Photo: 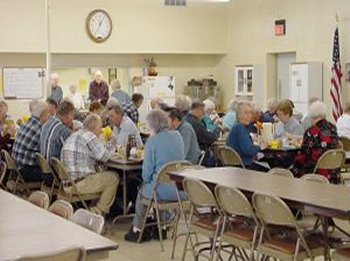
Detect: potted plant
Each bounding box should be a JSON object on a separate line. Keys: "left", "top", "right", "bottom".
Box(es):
{"left": 144, "top": 58, "right": 158, "bottom": 76}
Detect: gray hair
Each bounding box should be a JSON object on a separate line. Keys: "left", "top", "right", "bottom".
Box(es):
{"left": 175, "top": 95, "right": 192, "bottom": 112}
{"left": 251, "top": 102, "right": 261, "bottom": 113}
{"left": 267, "top": 98, "right": 278, "bottom": 109}
{"left": 29, "top": 99, "right": 39, "bottom": 113}
{"left": 146, "top": 109, "right": 168, "bottom": 134}
{"left": 106, "top": 97, "right": 119, "bottom": 109}
{"left": 31, "top": 101, "right": 48, "bottom": 118}
{"left": 308, "top": 101, "right": 328, "bottom": 119}
{"left": 236, "top": 101, "right": 252, "bottom": 116}
{"left": 227, "top": 99, "right": 238, "bottom": 111}
{"left": 83, "top": 113, "right": 101, "bottom": 131}
{"left": 108, "top": 104, "right": 124, "bottom": 116}
{"left": 203, "top": 99, "right": 215, "bottom": 112}
{"left": 111, "top": 80, "right": 121, "bottom": 90}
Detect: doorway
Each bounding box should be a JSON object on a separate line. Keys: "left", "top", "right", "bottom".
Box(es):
{"left": 277, "top": 52, "right": 296, "bottom": 99}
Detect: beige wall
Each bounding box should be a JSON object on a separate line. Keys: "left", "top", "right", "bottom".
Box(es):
{"left": 216, "top": 0, "right": 350, "bottom": 118}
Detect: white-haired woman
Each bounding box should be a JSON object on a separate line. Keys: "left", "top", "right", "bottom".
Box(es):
{"left": 223, "top": 99, "right": 237, "bottom": 130}
{"left": 175, "top": 94, "right": 192, "bottom": 116}
{"left": 202, "top": 99, "right": 221, "bottom": 131}
{"left": 69, "top": 83, "right": 85, "bottom": 109}
{"left": 292, "top": 101, "right": 340, "bottom": 183}
{"left": 261, "top": 98, "right": 278, "bottom": 122}
{"left": 125, "top": 109, "right": 185, "bottom": 242}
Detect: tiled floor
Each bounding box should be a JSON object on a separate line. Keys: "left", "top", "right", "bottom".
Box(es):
{"left": 99, "top": 216, "right": 345, "bottom": 260}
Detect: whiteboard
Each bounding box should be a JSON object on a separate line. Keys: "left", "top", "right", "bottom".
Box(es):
{"left": 2, "top": 67, "right": 44, "bottom": 99}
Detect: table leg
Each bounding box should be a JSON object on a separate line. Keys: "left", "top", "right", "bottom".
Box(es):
{"left": 321, "top": 217, "right": 331, "bottom": 261}
{"left": 123, "top": 169, "right": 127, "bottom": 215}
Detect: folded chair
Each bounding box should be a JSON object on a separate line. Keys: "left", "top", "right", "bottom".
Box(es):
{"left": 15, "top": 246, "right": 86, "bottom": 261}
{"left": 215, "top": 185, "right": 259, "bottom": 261}
{"left": 49, "top": 199, "right": 74, "bottom": 219}
{"left": 137, "top": 160, "right": 192, "bottom": 254}
{"left": 182, "top": 178, "right": 222, "bottom": 261}
{"left": 218, "top": 146, "right": 245, "bottom": 169}
{"left": 1, "top": 149, "right": 41, "bottom": 195}
{"left": 253, "top": 193, "right": 324, "bottom": 261}
{"left": 28, "top": 191, "right": 50, "bottom": 209}
{"left": 50, "top": 157, "right": 100, "bottom": 209}
{"left": 70, "top": 208, "right": 105, "bottom": 235}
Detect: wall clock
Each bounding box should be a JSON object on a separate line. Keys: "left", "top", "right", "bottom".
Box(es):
{"left": 86, "top": 9, "right": 112, "bottom": 43}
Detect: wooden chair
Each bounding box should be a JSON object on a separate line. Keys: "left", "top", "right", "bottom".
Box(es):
{"left": 1, "top": 149, "right": 41, "bottom": 195}
{"left": 137, "top": 160, "right": 192, "bottom": 253}
{"left": 340, "top": 136, "right": 350, "bottom": 171}
{"left": 182, "top": 178, "right": 222, "bottom": 261}
{"left": 252, "top": 193, "right": 324, "bottom": 261}
{"left": 313, "top": 149, "right": 346, "bottom": 176}
{"left": 70, "top": 209, "right": 104, "bottom": 235}
{"left": 49, "top": 199, "right": 74, "bottom": 219}
{"left": 0, "top": 161, "right": 7, "bottom": 190}
{"left": 268, "top": 168, "right": 294, "bottom": 179}
{"left": 36, "top": 153, "right": 60, "bottom": 199}
{"left": 15, "top": 246, "right": 86, "bottom": 261}
{"left": 218, "top": 146, "right": 245, "bottom": 168}
{"left": 215, "top": 185, "right": 259, "bottom": 261}
{"left": 50, "top": 157, "right": 100, "bottom": 209}
{"left": 28, "top": 191, "right": 50, "bottom": 209}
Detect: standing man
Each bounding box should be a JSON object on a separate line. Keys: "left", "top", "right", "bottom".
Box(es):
{"left": 121, "top": 93, "right": 144, "bottom": 125}
{"left": 49, "top": 73, "right": 63, "bottom": 104}
{"left": 89, "top": 71, "right": 109, "bottom": 106}
{"left": 40, "top": 100, "right": 75, "bottom": 161}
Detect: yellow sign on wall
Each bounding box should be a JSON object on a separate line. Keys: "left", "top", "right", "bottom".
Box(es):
{"left": 79, "top": 79, "right": 88, "bottom": 92}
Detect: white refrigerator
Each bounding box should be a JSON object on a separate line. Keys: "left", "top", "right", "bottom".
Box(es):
{"left": 134, "top": 76, "right": 176, "bottom": 123}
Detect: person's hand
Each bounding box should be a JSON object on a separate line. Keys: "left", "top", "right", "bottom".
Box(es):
{"left": 259, "top": 139, "right": 269, "bottom": 150}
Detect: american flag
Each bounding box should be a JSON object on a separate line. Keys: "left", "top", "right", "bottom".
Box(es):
{"left": 330, "top": 27, "right": 343, "bottom": 121}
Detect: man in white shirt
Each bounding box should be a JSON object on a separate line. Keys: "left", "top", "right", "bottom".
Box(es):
{"left": 108, "top": 105, "right": 143, "bottom": 147}
{"left": 337, "top": 102, "right": 350, "bottom": 139}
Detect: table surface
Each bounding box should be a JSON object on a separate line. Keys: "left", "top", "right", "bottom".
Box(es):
{"left": 0, "top": 190, "right": 118, "bottom": 260}
{"left": 169, "top": 167, "right": 350, "bottom": 218}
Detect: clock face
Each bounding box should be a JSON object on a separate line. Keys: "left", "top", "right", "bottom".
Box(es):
{"left": 86, "top": 10, "right": 112, "bottom": 43}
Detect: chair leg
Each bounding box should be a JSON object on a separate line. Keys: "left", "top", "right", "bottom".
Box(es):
{"left": 171, "top": 209, "right": 181, "bottom": 259}
{"left": 137, "top": 199, "right": 153, "bottom": 243}
{"left": 210, "top": 217, "right": 222, "bottom": 261}
{"left": 154, "top": 200, "right": 164, "bottom": 251}
{"left": 215, "top": 216, "right": 227, "bottom": 261}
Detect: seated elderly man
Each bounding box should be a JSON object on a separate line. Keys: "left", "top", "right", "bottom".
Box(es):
{"left": 275, "top": 100, "right": 303, "bottom": 140}
{"left": 175, "top": 94, "right": 192, "bottom": 116}
{"left": 12, "top": 101, "right": 50, "bottom": 182}
{"left": 167, "top": 108, "right": 200, "bottom": 164}
{"left": 125, "top": 109, "right": 185, "bottom": 242}
{"left": 226, "top": 101, "right": 268, "bottom": 171}
{"left": 292, "top": 101, "right": 340, "bottom": 183}
{"left": 61, "top": 114, "right": 119, "bottom": 215}
{"left": 108, "top": 104, "right": 143, "bottom": 147}
{"left": 41, "top": 100, "right": 75, "bottom": 161}
{"left": 46, "top": 98, "right": 58, "bottom": 117}
{"left": 121, "top": 93, "right": 144, "bottom": 124}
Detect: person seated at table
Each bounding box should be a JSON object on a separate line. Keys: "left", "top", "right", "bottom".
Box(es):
{"left": 111, "top": 79, "right": 130, "bottom": 104}
{"left": 40, "top": 100, "right": 74, "bottom": 161}
{"left": 0, "top": 101, "right": 16, "bottom": 151}
{"left": 336, "top": 102, "right": 350, "bottom": 139}
{"left": 124, "top": 109, "right": 185, "bottom": 242}
{"left": 108, "top": 104, "right": 143, "bottom": 147}
{"left": 184, "top": 101, "right": 220, "bottom": 166}
{"left": 261, "top": 98, "right": 278, "bottom": 123}
{"left": 68, "top": 83, "right": 85, "bottom": 109}
{"left": 202, "top": 99, "right": 222, "bottom": 132}
{"left": 246, "top": 103, "right": 262, "bottom": 134}
{"left": 89, "top": 100, "right": 102, "bottom": 115}
{"left": 275, "top": 100, "right": 303, "bottom": 140}
{"left": 175, "top": 94, "right": 192, "bottom": 117}
{"left": 226, "top": 101, "right": 268, "bottom": 171}
{"left": 46, "top": 98, "right": 58, "bottom": 117}
{"left": 222, "top": 99, "right": 237, "bottom": 131}
{"left": 301, "top": 97, "right": 319, "bottom": 132}
{"left": 167, "top": 108, "right": 200, "bottom": 164}
{"left": 12, "top": 101, "right": 50, "bottom": 182}
{"left": 292, "top": 101, "right": 340, "bottom": 183}
{"left": 121, "top": 93, "right": 144, "bottom": 125}
{"left": 150, "top": 97, "right": 163, "bottom": 110}
{"left": 61, "top": 114, "right": 119, "bottom": 215}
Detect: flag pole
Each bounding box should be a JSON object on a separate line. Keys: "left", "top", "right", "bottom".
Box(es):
{"left": 335, "top": 13, "right": 339, "bottom": 25}
{"left": 45, "top": 0, "right": 51, "bottom": 99}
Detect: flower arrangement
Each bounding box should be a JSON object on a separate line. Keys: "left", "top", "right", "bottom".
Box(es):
{"left": 255, "top": 121, "right": 263, "bottom": 135}
{"left": 143, "top": 58, "right": 158, "bottom": 76}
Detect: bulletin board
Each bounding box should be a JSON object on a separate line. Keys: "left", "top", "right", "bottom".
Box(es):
{"left": 2, "top": 67, "right": 44, "bottom": 99}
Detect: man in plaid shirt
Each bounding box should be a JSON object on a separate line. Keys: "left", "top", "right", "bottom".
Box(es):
{"left": 61, "top": 113, "right": 119, "bottom": 215}
{"left": 121, "top": 93, "right": 144, "bottom": 124}
{"left": 12, "top": 101, "right": 50, "bottom": 182}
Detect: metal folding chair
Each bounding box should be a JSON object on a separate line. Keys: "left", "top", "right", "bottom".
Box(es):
{"left": 218, "top": 146, "right": 245, "bottom": 168}
{"left": 70, "top": 208, "right": 105, "bottom": 235}
{"left": 28, "top": 191, "right": 50, "bottom": 209}
{"left": 268, "top": 168, "right": 294, "bottom": 179}
{"left": 49, "top": 199, "right": 74, "bottom": 219}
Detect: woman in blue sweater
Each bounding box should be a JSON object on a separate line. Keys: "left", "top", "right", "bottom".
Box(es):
{"left": 226, "top": 101, "right": 268, "bottom": 171}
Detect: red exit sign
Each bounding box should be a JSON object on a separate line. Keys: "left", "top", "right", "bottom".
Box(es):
{"left": 275, "top": 19, "right": 286, "bottom": 36}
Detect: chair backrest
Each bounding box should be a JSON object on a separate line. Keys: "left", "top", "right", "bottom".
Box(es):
{"left": 28, "top": 191, "right": 50, "bottom": 209}
{"left": 49, "top": 199, "right": 74, "bottom": 219}
{"left": 252, "top": 193, "right": 296, "bottom": 228}
{"left": 301, "top": 174, "right": 329, "bottom": 184}
{"left": 218, "top": 146, "right": 245, "bottom": 168}
{"left": 340, "top": 136, "right": 350, "bottom": 151}
{"left": 215, "top": 185, "right": 255, "bottom": 220}
{"left": 70, "top": 209, "right": 105, "bottom": 235}
{"left": 313, "top": 149, "right": 346, "bottom": 172}
{"left": 198, "top": 150, "right": 206, "bottom": 166}
{"left": 156, "top": 160, "right": 192, "bottom": 183}
{"left": 50, "top": 157, "right": 73, "bottom": 185}
{"left": 211, "top": 143, "right": 223, "bottom": 164}
{"left": 1, "top": 149, "right": 17, "bottom": 171}
{"left": 183, "top": 178, "right": 218, "bottom": 208}
{"left": 15, "top": 246, "right": 86, "bottom": 261}
{"left": 0, "top": 161, "right": 7, "bottom": 188}
{"left": 267, "top": 168, "right": 294, "bottom": 179}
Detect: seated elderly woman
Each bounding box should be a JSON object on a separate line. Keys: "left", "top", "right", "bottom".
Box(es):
{"left": 275, "top": 100, "right": 303, "bottom": 140}
{"left": 124, "top": 109, "right": 185, "bottom": 242}
{"left": 292, "top": 101, "right": 340, "bottom": 183}
{"left": 222, "top": 99, "right": 237, "bottom": 131}
{"left": 261, "top": 98, "right": 278, "bottom": 123}
{"left": 226, "top": 101, "right": 268, "bottom": 171}
{"left": 175, "top": 94, "right": 192, "bottom": 116}
{"left": 202, "top": 99, "right": 222, "bottom": 132}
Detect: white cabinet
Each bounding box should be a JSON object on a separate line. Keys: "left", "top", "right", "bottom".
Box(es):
{"left": 235, "top": 66, "right": 253, "bottom": 96}
{"left": 289, "top": 62, "right": 323, "bottom": 115}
